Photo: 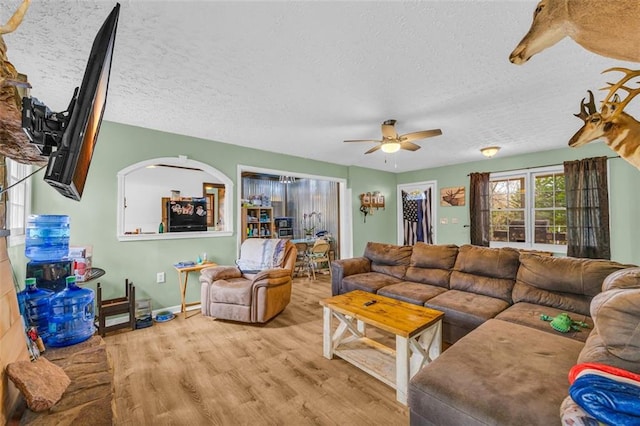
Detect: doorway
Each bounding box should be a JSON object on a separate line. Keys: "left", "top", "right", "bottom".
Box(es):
{"left": 397, "top": 180, "right": 437, "bottom": 245}
{"left": 238, "top": 166, "right": 351, "bottom": 260}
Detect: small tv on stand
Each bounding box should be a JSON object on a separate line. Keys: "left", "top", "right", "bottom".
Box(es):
{"left": 21, "top": 3, "right": 120, "bottom": 201}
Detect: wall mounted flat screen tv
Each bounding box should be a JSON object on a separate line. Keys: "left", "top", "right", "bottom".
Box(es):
{"left": 45, "top": 3, "right": 120, "bottom": 200}
{"left": 22, "top": 3, "right": 120, "bottom": 201}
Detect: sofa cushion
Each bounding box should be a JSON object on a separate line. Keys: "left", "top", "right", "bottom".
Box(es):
{"left": 363, "top": 242, "right": 412, "bottom": 279}
{"left": 404, "top": 243, "right": 458, "bottom": 288}
{"left": 578, "top": 330, "right": 640, "bottom": 374}
{"left": 590, "top": 285, "right": 640, "bottom": 362}
{"left": 513, "top": 254, "right": 630, "bottom": 316}
{"left": 408, "top": 319, "right": 584, "bottom": 426}
{"left": 449, "top": 245, "right": 520, "bottom": 303}
{"left": 602, "top": 267, "right": 640, "bottom": 292}
{"left": 424, "top": 290, "right": 510, "bottom": 343}
{"left": 495, "top": 302, "right": 593, "bottom": 342}
{"left": 341, "top": 272, "right": 401, "bottom": 294}
{"left": 377, "top": 282, "right": 447, "bottom": 305}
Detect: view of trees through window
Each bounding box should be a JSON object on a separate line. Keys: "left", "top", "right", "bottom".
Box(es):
{"left": 490, "top": 169, "right": 566, "bottom": 247}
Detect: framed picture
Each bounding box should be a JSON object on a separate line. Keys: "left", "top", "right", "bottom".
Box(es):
{"left": 361, "top": 193, "right": 371, "bottom": 204}
{"left": 440, "top": 186, "right": 465, "bottom": 206}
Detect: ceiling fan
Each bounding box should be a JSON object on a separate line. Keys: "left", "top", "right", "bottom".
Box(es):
{"left": 344, "top": 119, "right": 443, "bottom": 154}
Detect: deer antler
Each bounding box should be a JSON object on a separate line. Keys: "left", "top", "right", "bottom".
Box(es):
{"left": 0, "top": 0, "right": 30, "bottom": 35}
{"left": 574, "top": 90, "right": 597, "bottom": 121}
{"left": 599, "top": 67, "right": 640, "bottom": 119}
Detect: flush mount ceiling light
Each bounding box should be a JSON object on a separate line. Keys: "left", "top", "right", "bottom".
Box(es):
{"left": 480, "top": 146, "right": 501, "bottom": 158}
{"left": 380, "top": 141, "right": 401, "bottom": 154}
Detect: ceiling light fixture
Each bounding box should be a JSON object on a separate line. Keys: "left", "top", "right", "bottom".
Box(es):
{"left": 279, "top": 176, "right": 296, "bottom": 184}
{"left": 381, "top": 141, "right": 401, "bottom": 154}
{"left": 480, "top": 146, "right": 501, "bottom": 158}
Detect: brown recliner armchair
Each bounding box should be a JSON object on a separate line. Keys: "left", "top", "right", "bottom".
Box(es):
{"left": 199, "top": 239, "right": 297, "bottom": 323}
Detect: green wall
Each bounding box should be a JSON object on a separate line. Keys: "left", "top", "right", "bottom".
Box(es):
{"left": 397, "top": 143, "right": 640, "bottom": 265}
{"left": 347, "top": 166, "right": 397, "bottom": 256}
{"left": 11, "top": 122, "right": 350, "bottom": 309}
{"left": 9, "top": 121, "right": 640, "bottom": 311}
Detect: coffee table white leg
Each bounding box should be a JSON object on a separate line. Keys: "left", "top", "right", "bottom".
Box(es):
{"left": 323, "top": 306, "right": 333, "bottom": 359}
{"left": 409, "top": 319, "right": 443, "bottom": 375}
{"left": 426, "top": 320, "right": 442, "bottom": 362}
{"left": 395, "top": 335, "right": 410, "bottom": 405}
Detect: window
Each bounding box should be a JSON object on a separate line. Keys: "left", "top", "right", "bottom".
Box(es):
{"left": 5, "top": 159, "right": 32, "bottom": 246}
{"left": 489, "top": 166, "right": 566, "bottom": 253}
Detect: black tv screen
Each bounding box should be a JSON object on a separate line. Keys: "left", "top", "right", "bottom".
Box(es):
{"left": 43, "top": 3, "right": 120, "bottom": 201}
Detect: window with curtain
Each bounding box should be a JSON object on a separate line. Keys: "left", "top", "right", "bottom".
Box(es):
{"left": 474, "top": 166, "right": 567, "bottom": 252}
{"left": 563, "top": 156, "right": 610, "bottom": 259}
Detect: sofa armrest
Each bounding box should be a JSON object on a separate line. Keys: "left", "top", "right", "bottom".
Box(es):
{"left": 199, "top": 266, "right": 242, "bottom": 284}
{"left": 331, "top": 257, "right": 371, "bottom": 295}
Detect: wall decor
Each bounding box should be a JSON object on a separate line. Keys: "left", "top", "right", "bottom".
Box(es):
{"left": 569, "top": 68, "right": 640, "bottom": 170}
{"left": 510, "top": 0, "right": 640, "bottom": 65}
{"left": 440, "top": 186, "right": 465, "bottom": 207}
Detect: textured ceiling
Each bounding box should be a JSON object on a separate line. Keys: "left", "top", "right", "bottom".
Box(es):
{"left": 4, "top": 0, "right": 638, "bottom": 173}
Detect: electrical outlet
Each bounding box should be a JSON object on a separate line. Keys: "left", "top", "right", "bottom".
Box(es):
{"left": 156, "top": 272, "right": 165, "bottom": 283}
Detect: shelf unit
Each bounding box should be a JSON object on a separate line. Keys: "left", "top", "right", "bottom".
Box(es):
{"left": 242, "top": 206, "right": 275, "bottom": 242}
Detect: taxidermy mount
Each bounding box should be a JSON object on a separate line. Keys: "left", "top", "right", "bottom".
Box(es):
{"left": 510, "top": 0, "right": 640, "bottom": 64}
{"left": 569, "top": 68, "right": 640, "bottom": 171}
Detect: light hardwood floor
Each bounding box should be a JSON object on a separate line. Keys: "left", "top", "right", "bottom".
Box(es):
{"left": 105, "top": 275, "right": 409, "bottom": 425}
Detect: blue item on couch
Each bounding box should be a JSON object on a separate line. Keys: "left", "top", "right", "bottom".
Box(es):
{"left": 569, "top": 374, "right": 640, "bottom": 426}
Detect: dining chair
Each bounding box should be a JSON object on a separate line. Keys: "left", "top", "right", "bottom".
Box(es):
{"left": 308, "top": 239, "right": 331, "bottom": 280}
{"left": 294, "top": 242, "right": 310, "bottom": 278}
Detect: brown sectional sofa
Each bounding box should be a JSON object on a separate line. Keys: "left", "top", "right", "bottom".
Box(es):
{"left": 331, "top": 242, "right": 639, "bottom": 425}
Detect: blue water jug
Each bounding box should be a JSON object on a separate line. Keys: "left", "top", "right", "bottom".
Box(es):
{"left": 17, "top": 277, "right": 53, "bottom": 341}
{"left": 47, "top": 276, "right": 95, "bottom": 347}
{"left": 25, "top": 215, "right": 70, "bottom": 261}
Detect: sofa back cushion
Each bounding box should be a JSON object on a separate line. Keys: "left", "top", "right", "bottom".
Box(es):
{"left": 589, "top": 267, "right": 640, "bottom": 362}
{"left": 513, "top": 254, "right": 630, "bottom": 316}
{"left": 404, "top": 243, "right": 458, "bottom": 288}
{"left": 364, "top": 242, "right": 412, "bottom": 280}
{"left": 449, "top": 245, "right": 520, "bottom": 303}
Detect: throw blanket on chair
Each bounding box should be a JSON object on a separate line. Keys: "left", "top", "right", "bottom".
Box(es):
{"left": 568, "top": 363, "right": 640, "bottom": 426}
{"left": 236, "top": 239, "right": 288, "bottom": 273}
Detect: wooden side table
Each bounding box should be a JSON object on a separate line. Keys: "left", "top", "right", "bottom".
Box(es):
{"left": 174, "top": 262, "right": 216, "bottom": 319}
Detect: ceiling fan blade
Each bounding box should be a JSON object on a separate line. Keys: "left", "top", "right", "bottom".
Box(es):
{"left": 364, "top": 145, "right": 382, "bottom": 154}
{"left": 400, "top": 141, "right": 421, "bottom": 151}
{"left": 344, "top": 139, "right": 381, "bottom": 143}
{"left": 381, "top": 122, "right": 397, "bottom": 139}
{"left": 400, "top": 129, "right": 442, "bottom": 142}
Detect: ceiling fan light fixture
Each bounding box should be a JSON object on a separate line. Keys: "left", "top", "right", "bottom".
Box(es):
{"left": 480, "top": 146, "right": 501, "bottom": 158}
{"left": 381, "top": 142, "right": 401, "bottom": 154}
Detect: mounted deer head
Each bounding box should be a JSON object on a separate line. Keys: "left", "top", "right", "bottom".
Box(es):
{"left": 569, "top": 68, "right": 640, "bottom": 170}
{"left": 510, "top": 0, "right": 640, "bottom": 64}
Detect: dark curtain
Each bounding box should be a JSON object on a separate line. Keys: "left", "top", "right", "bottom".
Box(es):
{"left": 469, "top": 172, "right": 490, "bottom": 247}
{"left": 564, "top": 156, "right": 611, "bottom": 259}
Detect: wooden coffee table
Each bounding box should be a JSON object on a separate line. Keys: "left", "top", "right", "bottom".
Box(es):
{"left": 319, "top": 290, "right": 443, "bottom": 405}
